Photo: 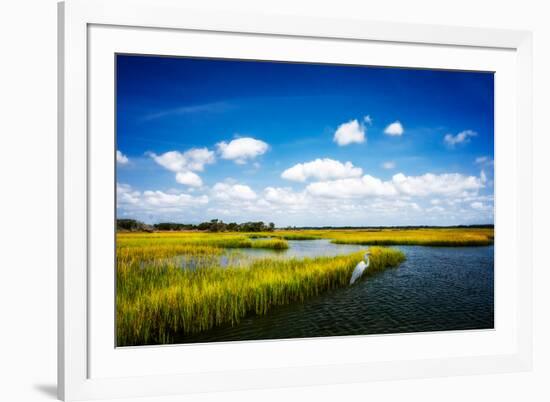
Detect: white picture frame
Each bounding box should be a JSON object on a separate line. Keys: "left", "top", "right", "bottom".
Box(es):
{"left": 58, "top": 0, "right": 533, "bottom": 400}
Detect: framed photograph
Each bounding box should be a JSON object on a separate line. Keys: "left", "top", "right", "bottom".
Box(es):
{"left": 58, "top": 0, "right": 533, "bottom": 400}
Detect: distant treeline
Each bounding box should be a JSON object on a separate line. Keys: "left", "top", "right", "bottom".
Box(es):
{"left": 294, "top": 224, "right": 494, "bottom": 230}
{"left": 117, "top": 219, "right": 155, "bottom": 232}
{"left": 117, "top": 218, "right": 275, "bottom": 233}
{"left": 116, "top": 218, "right": 494, "bottom": 233}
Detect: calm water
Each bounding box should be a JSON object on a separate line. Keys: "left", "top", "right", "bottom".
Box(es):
{"left": 164, "top": 239, "right": 368, "bottom": 269}
{"left": 242, "top": 238, "right": 369, "bottom": 259}
{"left": 174, "top": 240, "right": 494, "bottom": 344}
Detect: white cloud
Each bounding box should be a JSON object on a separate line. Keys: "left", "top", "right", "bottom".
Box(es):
{"left": 480, "top": 170, "right": 487, "bottom": 184}
{"left": 183, "top": 148, "right": 216, "bottom": 171}
{"left": 475, "top": 156, "right": 494, "bottom": 166}
{"left": 392, "top": 172, "right": 483, "bottom": 196}
{"left": 384, "top": 121, "right": 404, "bottom": 136}
{"left": 470, "top": 201, "right": 484, "bottom": 210}
{"left": 281, "top": 158, "right": 363, "bottom": 182}
{"left": 142, "top": 101, "right": 232, "bottom": 121}
{"left": 444, "top": 130, "right": 477, "bottom": 147}
{"left": 116, "top": 150, "right": 129, "bottom": 165}
{"left": 142, "top": 190, "right": 208, "bottom": 207}
{"left": 382, "top": 161, "right": 396, "bottom": 169}
{"left": 307, "top": 175, "right": 398, "bottom": 198}
{"left": 216, "top": 137, "right": 269, "bottom": 164}
{"left": 263, "top": 187, "right": 308, "bottom": 206}
{"left": 212, "top": 182, "right": 257, "bottom": 201}
{"left": 333, "top": 119, "right": 366, "bottom": 146}
{"left": 475, "top": 156, "right": 488, "bottom": 164}
{"left": 150, "top": 151, "right": 186, "bottom": 172}
{"left": 364, "top": 115, "right": 373, "bottom": 125}
{"left": 117, "top": 183, "right": 140, "bottom": 205}
{"left": 117, "top": 174, "right": 492, "bottom": 227}
{"left": 149, "top": 147, "right": 215, "bottom": 187}
{"left": 306, "top": 172, "right": 484, "bottom": 199}
{"left": 175, "top": 171, "right": 203, "bottom": 187}
{"left": 149, "top": 148, "right": 215, "bottom": 173}
{"left": 117, "top": 183, "right": 208, "bottom": 211}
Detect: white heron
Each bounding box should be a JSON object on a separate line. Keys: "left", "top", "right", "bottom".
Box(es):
{"left": 349, "top": 251, "right": 371, "bottom": 285}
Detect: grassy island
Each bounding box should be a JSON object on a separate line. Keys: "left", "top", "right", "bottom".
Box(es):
{"left": 116, "top": 232, "right": 405, "bottom": 346}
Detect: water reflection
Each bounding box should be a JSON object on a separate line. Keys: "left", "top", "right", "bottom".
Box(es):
{"left": 164, "top": 239, "right": 368, "bottom": 270}
{"left": 173, "top": 244, "right": 494, "bottom": 343}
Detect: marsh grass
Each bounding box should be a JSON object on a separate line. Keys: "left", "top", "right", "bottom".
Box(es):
{"left": 117, "top": 232, "right": 288, "bottom": 251}
{"left": 118, "top": 228, "right": 493, "bottom": 248}
{"left": 115, "top": 227, "right": 492, "bottom": 346}
{"left": 278, "top": 233, "right": 321, "bottom": 240}
{"left": 250, "top": 238, "right": 289, "bottom": 249}
{"left": 246, "top": 232, "right": 320, "bottom": 240}
{"left": 232, "top": 228, "right": 493, "bottom": 246}
{"left": 326, "top": 228, "right": 494, "bottom": 247}
{"left": 116, "top": 246, "right": 405, "bottom": 346}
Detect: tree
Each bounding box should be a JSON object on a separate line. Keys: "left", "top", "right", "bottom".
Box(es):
{"left": 116, "top": 219, "right": 154, "bottom": 232}
{"left": 118, "top": 218, "right": 278, "bottom": 233}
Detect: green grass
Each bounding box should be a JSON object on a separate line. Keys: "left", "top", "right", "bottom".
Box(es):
{"left": 116, "top": 243, "right": 405, "bottom": 346}
{"left": 326, "top": 228, "right": 494, "bottom": 247}
{"left": 246, "top": 232, "right": 320, "bottom": 240}
{"left": 277, "top": 233, "right": 321, "bottom": 240}
{"left": 240, "top": 228, "right": 493, "bottom": 246}
{"left": 246, "top": 233, "right": 272, "bottom": 239}
{"left": 250, "top": 238, "right": 289, "bottom": 249}
{"left": 117, "top": 232, "right": 288, "bottom": 250}
{"left": 115, "top": 227, "right": 493, "bottom": 346}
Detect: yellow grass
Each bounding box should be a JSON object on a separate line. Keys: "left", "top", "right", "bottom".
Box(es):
{"left": 215, "top": 228, "right": 494, "bottom": 247}
{"left": 116, "top": 231, "right": 407, "bottom": 346}
{"left": 324, "top": 228, "right": 494, "bottom": 246}
{"left": 116, "top": 227, "right": 493, "bottom": 345}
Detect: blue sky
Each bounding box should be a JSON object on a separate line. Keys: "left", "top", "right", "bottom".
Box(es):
{"left": 116, "top": 54, "right": 494, "bottom": 226}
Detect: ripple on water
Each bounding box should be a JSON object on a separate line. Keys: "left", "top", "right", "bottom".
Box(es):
{"left": 164, "top": 239, "right": 367, "bottom": 269}
{"left": 170, "top": 243, "right": 494, "bottom": 344}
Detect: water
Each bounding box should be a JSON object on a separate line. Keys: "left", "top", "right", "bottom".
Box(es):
{"left": 173, "top": 241, "right": 494, "bottom": 344}
{"left": 240, "top": 239, "right": 367, "bottom": 259}
{"left": 164, "top": 239, "right": 367, "bottom": 269}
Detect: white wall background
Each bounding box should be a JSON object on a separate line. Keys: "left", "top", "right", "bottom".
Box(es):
{"left": 0, "top": 0, "right": 547, "bottom": 401}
